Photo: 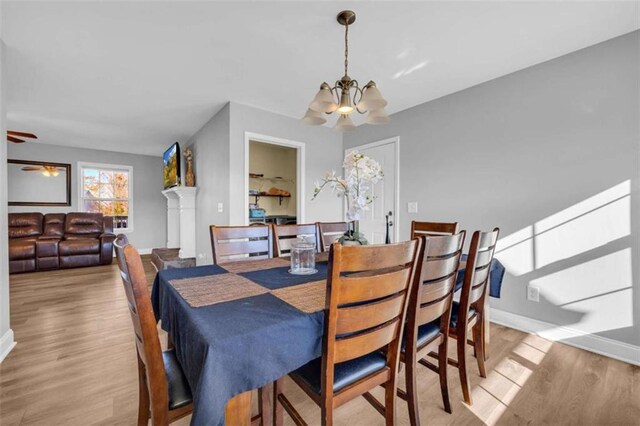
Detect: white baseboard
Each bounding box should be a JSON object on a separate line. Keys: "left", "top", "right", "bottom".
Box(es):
{"left": 0, "top": 329, "right": 16, "bottom": 363}
{"left": 491, "top": 308, "right": 640, "bottom": 366}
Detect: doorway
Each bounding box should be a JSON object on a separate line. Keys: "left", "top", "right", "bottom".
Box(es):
{"left": 346, "top": 137, "right": 399, "bottom": 244}
{"left": 243, "top": 132, "right": 305, "bottom": 226}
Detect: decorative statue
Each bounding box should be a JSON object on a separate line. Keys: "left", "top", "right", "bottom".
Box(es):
{"left": 184, "top": 147, "right": 195, "bottom": 187}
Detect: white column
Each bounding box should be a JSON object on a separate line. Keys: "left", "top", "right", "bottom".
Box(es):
{"left": 162, "top": 190, "right": 180, "bottom": 249}
{"left": 161, "top": 187, "right": 197, "bottom": 259}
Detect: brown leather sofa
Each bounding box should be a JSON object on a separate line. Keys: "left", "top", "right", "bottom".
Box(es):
{"left": 8, "top": 212, "right": 116, "bottom": 274}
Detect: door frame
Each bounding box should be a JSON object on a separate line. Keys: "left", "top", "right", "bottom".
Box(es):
{"left": 243, "top": 131, "right": 306, "bottom": 225}
{"left": 345, "top": 136, "right": 400, "bottom": 243}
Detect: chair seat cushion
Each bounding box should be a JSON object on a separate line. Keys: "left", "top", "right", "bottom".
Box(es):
{"left": 162, "top": 349, "right": 193, "bottom": 410}
{"left": 402, "top": 320, "right": 440, "bottom": 352}
{"left": 451, "top": 301, "right": 476, "bottom": 329}
{"left": 59, "top": 239, "right": 100, "bottom": 256}
{"left": 9, "top": 240, "right": 36, "bottom": 260}
{"left": 290, "top": 351, "right": 387, "bottom": 395}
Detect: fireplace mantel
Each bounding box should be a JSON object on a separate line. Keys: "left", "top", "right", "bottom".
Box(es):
{"left": 161, "top": 186, "right": 197, "bottom": 259}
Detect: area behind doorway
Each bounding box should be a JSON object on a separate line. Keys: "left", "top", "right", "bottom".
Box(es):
{"left": 248, "top": 140, "right": 298, "bottom": 225}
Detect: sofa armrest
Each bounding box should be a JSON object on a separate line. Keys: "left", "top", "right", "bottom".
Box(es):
{"left": 99, "top": 232, "right": 116, "bottom": 265}
{"left": 102, "top": 216, "right": 114, "bottom": 234}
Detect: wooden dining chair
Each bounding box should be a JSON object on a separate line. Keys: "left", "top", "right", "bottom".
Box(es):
{"left": 210, "top": 225, "right": 273, "bottom": 264}
{"left": 448, "top": 228, "right": 500, "bottom": 406}
{"left": 274, "top": 239, "right": 421, "bottom": 426}
{"left": 410, "top": 221, "right": 459, "bottom": 237}
{"left": 114, "top": 234, "right": 193, "bottom": 425}
{"left": 272, "top": 223, "right": 319, "bottom": 257}
{"left": 400, "top": 232, "right": 465, "bottom": 426}
{"left": 317, "top": 222, "right": 351, "bottom": 252}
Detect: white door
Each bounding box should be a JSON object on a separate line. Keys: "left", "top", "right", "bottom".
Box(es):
{"left": 349, "top": 139, "right": 397, "bottom": 244}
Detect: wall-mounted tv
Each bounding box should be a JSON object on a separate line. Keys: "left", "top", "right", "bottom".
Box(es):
{"left": 163, "top": 142, "right": 181, "bottom": 189}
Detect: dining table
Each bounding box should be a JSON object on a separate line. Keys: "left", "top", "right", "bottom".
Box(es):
{"left": 151, "top": 252, "right": 505, "bottom": 426}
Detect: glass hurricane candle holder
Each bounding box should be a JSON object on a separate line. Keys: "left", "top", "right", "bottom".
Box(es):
{"left": 289, "top": 238, "right": 317, "bottom": 275}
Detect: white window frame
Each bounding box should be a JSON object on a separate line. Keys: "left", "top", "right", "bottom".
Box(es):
{"left": 77, "top": 161, "right": 134, "bottom": 233}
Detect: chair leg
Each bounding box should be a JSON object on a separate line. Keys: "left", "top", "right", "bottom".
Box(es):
{"left": 438, "top": 341, "right": 452, "bottom": 414}
{"left": 273, "top": 379, "right": 284, "bottom": 426}
{"left": 472, "top": 321, "right": 487, "bottom": 378}
{"left": 258, "top": 385, "right": 272, "bottom": 426}
{"left": 384, "top": 379, "right": 397, "bottom": 426}
{"left": 137, "top": 360, "right": 150, "bottom": 426}
{"left": 457, "top": 333, "right": 473, "bottom": 405}
{"left": 404, "top": 358, "right": 420, "bottom": 426}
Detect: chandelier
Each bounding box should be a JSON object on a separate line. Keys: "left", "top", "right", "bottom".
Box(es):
{"left": 302, "top": 10, "right": 389, "bottom": 132}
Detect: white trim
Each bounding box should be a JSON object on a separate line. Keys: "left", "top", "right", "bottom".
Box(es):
{"left": 0, "top": 329, "right": 16, "bottom": 363}
{"left": 77, "top": 161, "right": 134, "bottom": 233}
{"left": 243, "top": 132, "right": 306, "bottom": 225}
{"left": 491, "top": 308, "right": 640, "bottom": 366}
{"left": 345, "top": 136, "right": 401, "bottom": 243}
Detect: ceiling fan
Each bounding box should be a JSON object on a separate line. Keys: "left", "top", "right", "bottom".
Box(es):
{"left": 7, "top": 130, "right": 38, "bottom": 143}
{"left": 21, "top": 165, "right": 63, "bottom": 177}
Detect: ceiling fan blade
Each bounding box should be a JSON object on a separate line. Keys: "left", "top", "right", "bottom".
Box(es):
{"left": 7, "top": 131, "right": 37, "bottom": 139}
{"left": 21, "top": 167, "right": 43, "bottom": 171}
{"left": 7, "top": 135, "right": 26, "bottom": 143}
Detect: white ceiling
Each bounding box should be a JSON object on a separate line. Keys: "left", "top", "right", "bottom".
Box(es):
{"left": 2, "top": 1, "right": 639, "bottom": 156}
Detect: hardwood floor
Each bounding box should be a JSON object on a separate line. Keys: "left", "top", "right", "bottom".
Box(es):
{"left": 1, "top": 259, "right": 638, "bottom": 425}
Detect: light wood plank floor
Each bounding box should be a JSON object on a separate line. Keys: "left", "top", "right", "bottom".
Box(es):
{"left": 1, "top": 259, "right": 638, "bottom": 425}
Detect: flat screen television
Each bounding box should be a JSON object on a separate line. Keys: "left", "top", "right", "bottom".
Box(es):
{"left": 163, "top": 142, "right": 181, "bottom": 189}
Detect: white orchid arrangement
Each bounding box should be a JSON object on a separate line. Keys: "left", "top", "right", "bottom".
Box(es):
{"left": 312, "top": 151, "right": 383, "bottom": 242}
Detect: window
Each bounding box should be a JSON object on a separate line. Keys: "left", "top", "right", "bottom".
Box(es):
{"left": 78, "top": 162, "right": 133, "bottom": 232}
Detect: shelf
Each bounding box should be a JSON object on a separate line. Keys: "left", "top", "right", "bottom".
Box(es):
{"left": 249, "top": 175, "right": 294, "bottom": 184}
{"left": 249, "top": 192, "right": 291, "bottom": 206}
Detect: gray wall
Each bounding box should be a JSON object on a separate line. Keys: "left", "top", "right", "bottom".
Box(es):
{"left": 7, "top": 143, "right": 166, "bottom": 250}
{"left": 187, "top": 101, "right": 343, "bottom": 265}
{"left": 228, "top": 102, "right": 343, "bottom": 224}
{"left": 0, "top": 33, "right": 15, "bottom": 359}
{"left": 187, "top": 103, "right": 231, "bottom": 265}
{"left": 345, "top": 31, "right": 640, "bottom": 347}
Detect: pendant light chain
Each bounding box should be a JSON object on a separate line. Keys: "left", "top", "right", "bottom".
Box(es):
{"left": 344, "top": 22, "right": 349, "bottom": 77}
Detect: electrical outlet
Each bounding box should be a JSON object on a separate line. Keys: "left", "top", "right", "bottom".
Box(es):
{"left": 527, "top": 286, "right": 540, "bottom": 302}
{"left": 407, "top": 202, "right": 418, "bottom": 214}
{"left": 217, "top": 202, "right": 224, "bottom": 213}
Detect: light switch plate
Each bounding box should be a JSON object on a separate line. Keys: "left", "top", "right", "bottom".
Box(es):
{"left": 217, "top": 202, "right": 224, "bottom": 213}
{"left": 407, "top": 202, "right": 418, "bottom": 214}
{"left": 527, "top": 286, "right": 540, "bottom": 302}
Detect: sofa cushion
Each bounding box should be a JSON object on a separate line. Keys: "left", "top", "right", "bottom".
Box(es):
{"left": 43, "top": 213, "right": 66, "bottom": 238}
{"left": 59, "top": 239, "right": 100, "bottom": 256}
{"left": 63, "top": 233, "right": 102, "bottom": 240}
{"left": 8, "top": 213, "right": 43, "bottom": 239}
{"left": 9, "top": 239, "right": 37, "bottom": 260}
{"left": 65, "top": 213, "right": 104, "bottom": 235}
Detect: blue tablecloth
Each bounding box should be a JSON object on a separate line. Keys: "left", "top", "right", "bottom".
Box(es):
{"left": 152, "top": 263, "right": 325, "bottom": 426}
{"left": 455, "top": 255, "right": 506, "bottom": 298}
{"left": 151, "top": 256, "right": 505, "bottom": 425}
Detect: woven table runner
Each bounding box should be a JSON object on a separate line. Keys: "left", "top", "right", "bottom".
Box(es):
{"left": 169, "top": 273, "right": 269, "bottom": 308}
{"left": 220, "top": 258, "right": 290, "bottom": 274}
{"left": 272, "top": 280, "right": 327, "bottom": 313}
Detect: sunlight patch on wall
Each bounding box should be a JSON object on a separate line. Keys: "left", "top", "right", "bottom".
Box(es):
{"left": 392, "top": 60, "right": 430, "bottom": 79}
{"left": 531, "top": 248, "right": 633, "bottom": 334}
{"left": 534, "top": 181, "right": 630, "bottom": 268}
{"left": 495, "top": 226, "right": 534, "bottom": 276}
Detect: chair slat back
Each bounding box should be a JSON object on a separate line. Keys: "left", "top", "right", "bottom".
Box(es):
{"left": 412, "top": 233, "right": 465, "bottom": 328}
{"left": 317, "top": 222, "right": 351, "bottom": 252}
{"left": 457, "top": 228, "right": 500, "bottom": 327}
{"left": 273, "top": 223, "right": 318, "bottom": 257}
{"left": 114, "top": 235, "right": 169, "bottom": 419}
{"left": 210, "top": 225, "right": 273, "bottom": 264}
{"left": 411, "top": 221, "right": 459, "bottom": 237}
{"left": 324, "top": 240, "right": 419, "bottom": 368}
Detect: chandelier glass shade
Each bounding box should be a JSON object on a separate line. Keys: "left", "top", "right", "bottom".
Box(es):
{"left": 302, "top": 10, "right": 389, "bottom": 132}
